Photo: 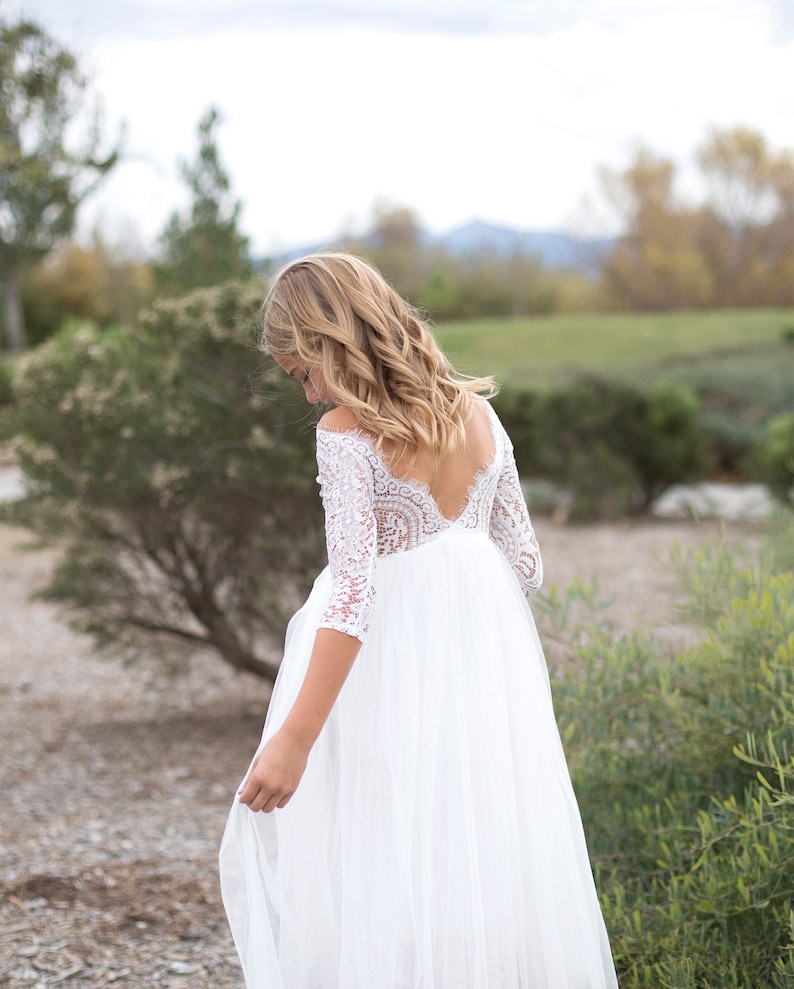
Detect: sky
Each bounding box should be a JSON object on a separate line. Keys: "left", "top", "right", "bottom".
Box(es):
{"left": 17, "top": 0, "right": 794, "bottom": 257}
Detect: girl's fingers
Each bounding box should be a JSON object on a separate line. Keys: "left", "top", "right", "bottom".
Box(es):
{"left": 262, "top": 792, "right": 283, "bottom": 814}
{"left": 238, "top": 779, "right": 257, "bottom": 804}
{"left": 239, "top": 777, "right": 267, "bottom": 809}
{"left": 239, "top": 783, "right": 290, "bottom": 813}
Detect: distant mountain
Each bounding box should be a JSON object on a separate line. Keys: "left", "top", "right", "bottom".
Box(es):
{"left": 256, "top": 220, "right": 615, "bottom": 273}
{"left": 434, "top": 220, "right": 614, "bottom": 271}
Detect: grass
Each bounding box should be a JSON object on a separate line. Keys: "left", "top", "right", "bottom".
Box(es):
{"left": 647, "top": 341, "right": 794, "bottom": 419}
{"left": 433, "top": 308, "right": 794, "bottom": 386}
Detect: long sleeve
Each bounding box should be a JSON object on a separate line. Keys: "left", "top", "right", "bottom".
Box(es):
{"left": 488, "top": 435, "right": 543, "bottom": 597}
{"left": 315, "top": 430, "right": 378, "bottom": 642}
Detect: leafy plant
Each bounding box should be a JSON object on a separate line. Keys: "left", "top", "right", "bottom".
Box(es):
{"left": 547, "top": 516, "right": 794, "bottom": 985}
{"left": 1, "top": 280, "right": 325, "bottom": 680}
{"left": 495, "top": 376, "right": 711, "bottom": 519}
{"left": 756, "top": 412, "right": 794, "bottom": 500}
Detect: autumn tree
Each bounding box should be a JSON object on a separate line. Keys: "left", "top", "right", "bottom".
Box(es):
{"left": 22, "top": 232, "right": 154, "bottom": 344}
{"left": 598, "top": 127, "right": 794, "bottom": 309}
{"left": 0, "top": 16, "right": 119, "bottom": 350}
{"left": 598, "top": 148, "right": 710, "bottom": 310}
{"left": 696, "top": 126, "right": 794, "bottom": 305}
{"left": 155, "top": 106, "right": 251, "bottom": 295}
{"left": 350, "top": 201, "right": 426, "bottom": 302}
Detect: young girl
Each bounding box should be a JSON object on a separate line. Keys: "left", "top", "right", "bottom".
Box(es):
{"left": 220, "top": 253, "right": 618, "bottom": 989}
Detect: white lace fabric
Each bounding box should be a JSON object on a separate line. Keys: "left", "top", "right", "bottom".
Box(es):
{"left": 315, "top": 404, "right": 542, "bottom": 640}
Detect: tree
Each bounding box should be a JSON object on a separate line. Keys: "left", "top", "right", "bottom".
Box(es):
{"left": 155, "top": 107, "right": 251, "bottom": 295}
{"left": 2, "top": 280, "right": 325, "bottom": 681}
{"left": 21, "top": 232, "right": 154, "bottom": 344}
{"left": 348, "top": 200, "right": 425, "bottom": 303}
{"left": 696, "top": 126, "right": 794, "bottom": 305}
{"left": 0, "top": 16, "right": 119, "bottom": 351}
{"left": 596, "top": 128, "right": 794, "bottom": 309}
{"left": 598, "top": 149, "right": 711, "bottom": 310}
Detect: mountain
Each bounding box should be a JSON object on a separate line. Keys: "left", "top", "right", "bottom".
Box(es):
{"left": 435, "top": 220, "right": 614, "bottom": 271}
{"left": 256, "top": 221, "right": 615, "bottom": 273}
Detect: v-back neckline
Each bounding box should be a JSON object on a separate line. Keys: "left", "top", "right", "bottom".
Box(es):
{"left": 316, "top": 403, "right": 500, "bottom": 525}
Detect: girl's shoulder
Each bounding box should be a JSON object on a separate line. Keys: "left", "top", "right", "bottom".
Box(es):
{"left": 315, "top": 408, "right": 379, "bottom": 467}
{"left": 317, "top": 406, "right": 363, "bottom": 434}
{"left": 316, "top": 407, "right": 383, "bottom": 451}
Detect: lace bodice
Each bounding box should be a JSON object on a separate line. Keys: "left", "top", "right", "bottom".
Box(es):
{"left": 315, "top": 403, "right": 542, "bottom": 641}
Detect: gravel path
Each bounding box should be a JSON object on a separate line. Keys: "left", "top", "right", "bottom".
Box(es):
{"left": 0, "top": 517, "right": 762, "bottom": 988}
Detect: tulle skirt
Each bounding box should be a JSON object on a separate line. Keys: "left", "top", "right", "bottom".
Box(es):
{"left": 220, "top": 531, "right": 618, "bottom": 988}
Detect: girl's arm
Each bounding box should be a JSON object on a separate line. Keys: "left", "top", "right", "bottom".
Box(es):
{"left": 239, "top": 428, "right": 377, "bottom": 813}
{"left": 238, "top": 628, "right": 361, "bottom": 813}
{"left": 489, "top": 429, "right": 543, "bottom": 597}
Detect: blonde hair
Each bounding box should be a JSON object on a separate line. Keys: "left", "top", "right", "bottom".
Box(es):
{"left": 261, "top": 252, "right": 496, "bottom": 460}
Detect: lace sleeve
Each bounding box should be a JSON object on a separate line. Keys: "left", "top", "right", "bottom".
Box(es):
{"left": 488, "top": 431, "right": 543, "bottom": 597}
{"left": 315, "top": 430, "right": 378, "bottom": 642}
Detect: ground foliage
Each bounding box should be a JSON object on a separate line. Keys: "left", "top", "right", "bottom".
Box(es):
{"left": 757, "top": 412, "right": 794, "bottom": 499}
{"left": 495, "top": 377, "right": 708, "bottom": 518}
{"left": 0, "top": 279, "right": 325, "bottom": 680}
{"left": 546, "top": 514, "right": 794, "bottom": 987}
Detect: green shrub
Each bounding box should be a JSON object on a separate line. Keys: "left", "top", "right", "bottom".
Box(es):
{"left": 756, "top": 412, "right": 794, "bottom": 500}
{"left": 546, "top": 520, "right": 794, "bottom": 985}
{"left": 534, "top": 377, "right": 708, "bottom": 518}
{"left": 697, "top": 407, "right": 760, "bottom": 477}
{"left": 648, "top": 341, "right": 794, "bottom": 478}
{"left": 623, "top": 383, "right": 710, "bottom": 505}
{"left": 491, "top": 386, "right": 542, "bottom": 478}
{"left": 0, "top": 279, "right": 325, "bottom": 681}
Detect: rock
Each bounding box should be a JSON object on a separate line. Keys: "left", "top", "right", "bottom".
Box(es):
{"left": 0, "top": 465, "right": 25, "bottom": 503}
{"left": 651, "top": 483, "right": 773, "bottom": 521}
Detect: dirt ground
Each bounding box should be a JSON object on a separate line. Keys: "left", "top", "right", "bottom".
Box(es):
{"left": 0, "top": 516, "right": 762, "bottom": 988}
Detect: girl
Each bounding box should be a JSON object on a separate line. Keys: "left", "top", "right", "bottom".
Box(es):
{"left": 220, "top": 252, "right": 618, "bottom": 989}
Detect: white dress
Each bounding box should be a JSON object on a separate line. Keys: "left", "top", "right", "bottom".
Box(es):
{"left": 219, "top": 403, "right": 618, "bottom": 989}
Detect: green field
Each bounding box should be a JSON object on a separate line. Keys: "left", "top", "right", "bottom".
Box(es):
{"left": 433, "top": 308, "right": 794, "bottom": 386}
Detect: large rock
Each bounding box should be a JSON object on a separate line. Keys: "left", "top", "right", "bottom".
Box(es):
{"left": 652, "top": 482, "right": 772, "bottom": 521}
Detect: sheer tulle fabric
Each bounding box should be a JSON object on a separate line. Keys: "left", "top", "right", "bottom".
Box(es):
{"left": 220, "top": 408, "right": 618, "bottom": 989}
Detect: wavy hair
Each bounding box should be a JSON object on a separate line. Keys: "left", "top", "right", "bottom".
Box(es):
{"left": 260, "top": 252, "right": 496, "bottom": 460}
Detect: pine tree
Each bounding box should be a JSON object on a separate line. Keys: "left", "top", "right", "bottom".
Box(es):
{"left": 155, "top": 107, "right": 251, "bottom": 295}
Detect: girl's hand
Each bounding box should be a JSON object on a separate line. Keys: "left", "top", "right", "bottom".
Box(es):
{"left": 237, "top": 727, "right": 310, "bottom": 813}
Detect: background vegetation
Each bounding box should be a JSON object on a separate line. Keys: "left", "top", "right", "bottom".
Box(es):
{"left": 434, "top": 308, "right": 791, "bottom": 384}
{"left": 1, "top": 15, "right": 794, "bottom": 983}
{"left": 1, "top": 282, "right": 324, "bottom": 681}
{"left": 547, "top": 515, "right": 794, "bottom": 987}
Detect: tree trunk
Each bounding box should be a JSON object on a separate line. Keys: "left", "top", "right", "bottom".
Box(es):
{"left": 3, "top": 264, "right": 26, "bottom": 352}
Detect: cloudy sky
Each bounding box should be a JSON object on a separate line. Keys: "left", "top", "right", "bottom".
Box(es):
{"left": 20, "top": 0, "right": 794, "bottom": 256}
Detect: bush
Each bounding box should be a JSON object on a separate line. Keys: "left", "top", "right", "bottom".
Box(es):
{"left": 756, "top": 412, "right": 794, "bottom": 500}
{"left": 0, "top": 279, "right": 326, "bottom": 681}
{"left": 546, "top": 517, "right": 794, "bottom": 985}
{"left": 648, "top": 341, "right": 794, "bottom": 478}
{"left": 491, "top": 386, "right": 542, "bottom": 478}
{"left": 697, "top": 406, "right": 760, "bottom": 477}
{"left": 531, "top": 377, "right": 708, "bottom": 518}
